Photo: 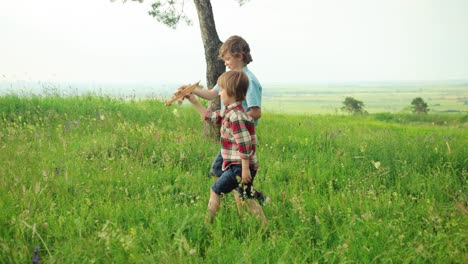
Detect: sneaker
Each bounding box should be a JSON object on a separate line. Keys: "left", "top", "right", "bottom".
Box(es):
{"left": 255, "top": 191, "right": 269, "bottom": 206}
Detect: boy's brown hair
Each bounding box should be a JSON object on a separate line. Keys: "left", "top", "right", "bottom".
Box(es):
{"left": 218, "top": 35, "right": 253, "bottom": 64}
{"left": 217, "top": 71, "right": 249, "bottom": 101}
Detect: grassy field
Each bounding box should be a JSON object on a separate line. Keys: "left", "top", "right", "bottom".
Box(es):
{"left": 0, "top": 95, "right": 466, "bottom": 263}
{"left": 263, "top": 84, "right": 468, "bottom": 114}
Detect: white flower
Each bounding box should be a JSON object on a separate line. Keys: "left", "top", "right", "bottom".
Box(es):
{"left": 372, "top": 160, "right": 381, "bottom": 169}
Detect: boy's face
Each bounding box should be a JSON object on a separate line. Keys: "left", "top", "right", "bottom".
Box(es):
{"left": 222, "top": 52, "right": 244, "bottom": 71}
{"left": 219, "top": 86, "right": 236, "bottom": 106}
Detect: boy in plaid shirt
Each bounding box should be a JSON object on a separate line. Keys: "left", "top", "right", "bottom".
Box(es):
{"left": 187, "top": 70, "right": 267, "bottom": 226}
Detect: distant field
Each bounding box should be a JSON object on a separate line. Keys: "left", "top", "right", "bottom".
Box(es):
{"left": 1, "top": 81, "right": 467, "bottom": 114}
{"left": 263, "top": 84, "right": 468, "bottom": 114}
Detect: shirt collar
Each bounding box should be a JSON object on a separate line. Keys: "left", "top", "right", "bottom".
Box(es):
{"left": 221, "top": 101, "right": 243, "bottom": 117}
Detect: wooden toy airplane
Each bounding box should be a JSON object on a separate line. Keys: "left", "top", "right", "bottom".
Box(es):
{"left": 165, "top": 81, "right": 202, "bottom": 106}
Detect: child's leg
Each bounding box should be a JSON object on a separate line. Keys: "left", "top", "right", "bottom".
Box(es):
{"left": 236, "top": 169, "right": 268, "bottom": 227}
{"left": 244, "top": 199, "right": 268, "bottom": 227}
{"left": 234, "top": 190, "right": 243, "bottom": 215}
{"left": 208, "top": 165, "right": 245, "bottom": 223}
{"left": 207, "top": 189, "right": 220, "bottom": 224}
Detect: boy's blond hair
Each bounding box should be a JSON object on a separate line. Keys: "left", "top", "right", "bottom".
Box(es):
{"left": 217, "top": 71, "right": 249, "bottom": 102}
{"left": 218, "top": 35, "right": 253, "bottom": 64}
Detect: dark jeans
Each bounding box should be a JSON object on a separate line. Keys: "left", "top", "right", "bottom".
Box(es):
{"left": 209, "top": 150, "right": 223, "bottom": 178}
{"left": 211, "top": 164, "right": 257, "bottom": 199}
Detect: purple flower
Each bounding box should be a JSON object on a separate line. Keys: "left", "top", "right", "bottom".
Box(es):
{"left": 32, "top": 246, "right": 40, "bottom": 264}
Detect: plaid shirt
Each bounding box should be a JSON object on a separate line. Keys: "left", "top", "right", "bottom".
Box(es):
{"left": 205, "top": 101, "right": 258, "bottom": 171}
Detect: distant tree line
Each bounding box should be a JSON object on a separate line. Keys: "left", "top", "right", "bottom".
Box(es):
{"left": 341, "top": 97, "right": 429, "bottom": 114}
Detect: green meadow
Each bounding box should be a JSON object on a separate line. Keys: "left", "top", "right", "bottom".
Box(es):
{"left": 0, "top": 95, "right": 467, "bottom": 263}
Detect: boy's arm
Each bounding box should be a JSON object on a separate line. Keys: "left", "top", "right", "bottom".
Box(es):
{"left": 193, "top": 88, "right": 218, "bottom": 100}
{"left": 247, "top": 106, "right": 262, "bottom": 120}
{"left": 245, "top": 77, "right": 262, "bottom": 120}
{"left": 231, "top": 116, "right": 254, "bottom": 184}
{"left": 187, "top": 94, "right": 222, "bottom": 125}
{"left": 241, "top": 158, "right": 252, "bottom": 184}
{"left": 186, "top": 94, "right": 207, "bottom": 117}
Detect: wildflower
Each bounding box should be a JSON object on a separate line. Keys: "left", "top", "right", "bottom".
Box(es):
{"left": 446, "top": 141, "right": 452, "bottom": 154}
{"left": 360, "top": 145, "right": 366, "bottom": 153}
{"left": 32, "top": 246, "right": 40, "bottom": 264}
{"left": 416, "top": 244, "right": 424, "bottom": 254}
{"left": 372, "top": 160, "right": 381, "bottom": 170}
{"left": 173, "top": 108, "right": 180, "bottom": 117}
{"left": 130, "top": 227, "right": 136, "bottom": 237}
{"left": 361, "top": 212, "right": 372, "bottom": 220}
{"left": 314, "top": 215, "right": 320, "bottom": 224}
{"left": 35, "top": 182, "right": 41, "bottom": 194}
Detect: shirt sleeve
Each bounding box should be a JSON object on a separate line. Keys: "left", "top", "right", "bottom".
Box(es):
{"left": 213, "top": 83, "right": 220, "bottom": 93}
{"left": 245, "top": 78, "right": 262, "bottom": 109}
{"left": 204, "top": 110, "right": 222, "bottom": 125}
{"left": 230, "top": 112, "right": 253, "bottom": 159}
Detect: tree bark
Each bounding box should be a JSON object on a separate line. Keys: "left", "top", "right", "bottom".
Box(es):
{"left": 193, "top": 0, "right": 225, "bottom": 137}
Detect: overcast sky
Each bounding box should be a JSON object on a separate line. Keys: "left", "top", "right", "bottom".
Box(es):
{"left": 1, "top": 0, "right": 468, "bottom": 87}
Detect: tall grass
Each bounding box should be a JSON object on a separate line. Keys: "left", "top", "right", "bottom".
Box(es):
{"left": 0, "top": 95, "right": 466, "bottom": 263}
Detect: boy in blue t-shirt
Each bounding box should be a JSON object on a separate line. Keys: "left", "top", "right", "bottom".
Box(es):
{"left": 193, "top": 35, "right": 262, "bottom": 123}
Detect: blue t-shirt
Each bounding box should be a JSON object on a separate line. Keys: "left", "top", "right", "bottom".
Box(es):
{"left": 214, "top": 66, "right": 262, "bottom": 125}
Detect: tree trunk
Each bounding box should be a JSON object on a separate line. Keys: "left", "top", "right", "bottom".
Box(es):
{"left": 193, "top": 0, "right": 225, "bottom": 138}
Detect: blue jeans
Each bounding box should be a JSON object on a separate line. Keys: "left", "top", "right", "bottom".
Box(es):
{"left": 211, "top": 164, "right": 257, "bottom": 199}
{"left": 209, "top": 151, "right": 223, "bottom": 178}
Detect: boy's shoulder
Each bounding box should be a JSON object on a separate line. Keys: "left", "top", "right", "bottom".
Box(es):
{"left": 226, "top": 108, "right": 253, "bottom": 123}
{"left": 243, "top": 67, "right": 261, "bottom": 88}
{"left": 243, "top": 67, "right": 257, "bottom": 79}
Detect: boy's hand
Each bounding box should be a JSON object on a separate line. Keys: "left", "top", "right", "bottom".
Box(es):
{"left": 176, "top": 85, "right": 190, "bottom": 95}
{"left": 175, "top": 84, "right": 197, "bottom": 103}
{"left": 241, "top": 159, "right": 252, "bottom": 184}
{"left": 242, "top": 168, "right": 252, "bottom": 184}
